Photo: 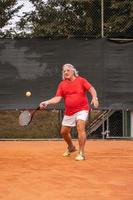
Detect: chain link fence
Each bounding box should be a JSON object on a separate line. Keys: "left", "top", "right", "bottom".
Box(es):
{"left": 0, "top": 110, "right": 131, "bottom": 139}
{"left": 0, "top": 110, "right": 61, "bottom": 139}
{"left": 0, "top": 0, "right": 132, "bottom": 139}
{"left": 87, "top": 110, "right": 123, "bottom": 139}
{"left": 0, "top": 0, "right": 133, "bottom": 38}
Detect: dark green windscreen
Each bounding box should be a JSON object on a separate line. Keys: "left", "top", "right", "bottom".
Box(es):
{"left": 0, "top": 38, "right": 133, "bottom": 110}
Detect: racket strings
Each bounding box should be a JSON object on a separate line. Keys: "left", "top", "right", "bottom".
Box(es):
{"left": 19, "top": 111, "right": 31, "bottom": 126}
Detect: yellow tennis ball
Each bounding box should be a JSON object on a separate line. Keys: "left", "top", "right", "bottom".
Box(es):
{"left": 26, "top": 91, "right": 31, "bottom": 97}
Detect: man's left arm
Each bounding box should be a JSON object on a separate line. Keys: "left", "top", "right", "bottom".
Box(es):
{"left": 89, "top": 86, "right": 99, "bottom": 108}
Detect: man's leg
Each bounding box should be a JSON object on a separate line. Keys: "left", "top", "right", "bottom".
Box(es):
{"left": 76, "top": 119, "right": 87, "bottom": 160}
{"left": 60, "top": 126, "right": 73, "bottom": 149}
{"left": 60, "top": 126, "right": 76, "bottom": 156}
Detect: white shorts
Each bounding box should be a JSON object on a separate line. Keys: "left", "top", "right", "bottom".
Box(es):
{"left": 62, "top": 110, "right": 89, "bottom": 127}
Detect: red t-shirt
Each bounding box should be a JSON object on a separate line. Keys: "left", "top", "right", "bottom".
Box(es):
{"left": 55, "top": 76, "right": 92, "bottom": 115}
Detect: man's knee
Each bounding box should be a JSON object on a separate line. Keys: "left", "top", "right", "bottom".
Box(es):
{"left": 60, "top": 129, "right": 65, "bottom": 136}
{"left": 60, "top": 127, "right": 71, "bottom": 136}
{"left": 76, "top": 121, "right": 85, "bottom": 133}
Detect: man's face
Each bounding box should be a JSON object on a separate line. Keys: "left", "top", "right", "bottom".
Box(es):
{"left": 63, "top": 66, "right": 74, "bottom": 80}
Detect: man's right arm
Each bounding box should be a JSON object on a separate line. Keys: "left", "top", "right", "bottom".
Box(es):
{"left": 39, "top": 96, "right": 62, "bottom": 109}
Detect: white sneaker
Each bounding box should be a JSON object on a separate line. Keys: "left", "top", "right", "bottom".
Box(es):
{"left": 63, "top": 150, "right": 71, "bottom": 157}
{"left": 63, "top": 146, "right": 77, "bottom": 157}
{"left": 75, "top": 154, "right": 85, "bottom": 161}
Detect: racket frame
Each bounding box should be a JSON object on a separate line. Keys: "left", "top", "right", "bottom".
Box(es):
{"left": 19, "top": 106, "right": 40, "bottom": 126}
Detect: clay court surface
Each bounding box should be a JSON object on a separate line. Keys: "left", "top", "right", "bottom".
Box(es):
{"left": 0, "top": 140, "right": 133, "bottom": 200}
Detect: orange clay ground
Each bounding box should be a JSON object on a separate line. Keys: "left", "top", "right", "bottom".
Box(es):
{"left": 0, "top": 140, "right": 133, "bottom": 200}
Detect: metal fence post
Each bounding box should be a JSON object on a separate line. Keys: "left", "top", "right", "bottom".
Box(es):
{"left": 101, "top": 0, "right": 104, "bottom": 38}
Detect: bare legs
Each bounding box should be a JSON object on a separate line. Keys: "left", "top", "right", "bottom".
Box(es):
{"left": 60, "top": 119, "right": 86, "bottom": 158}
{"left": 60, "top": 126, "right": 75, "bottom": 150}
{"left": 76, "top": 119, "right": 86, "bottom": 155}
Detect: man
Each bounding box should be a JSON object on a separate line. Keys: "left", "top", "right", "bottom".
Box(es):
{"left": 39, "top": 64, "right": 99, "bottom": 161}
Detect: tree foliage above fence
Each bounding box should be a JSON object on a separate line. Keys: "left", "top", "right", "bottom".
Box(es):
{"left": 0, "top": 0, "right": 22, "bottom": 29}
{"left": 104, "top": 0, "right": 133, "bottom": 37}
{"left": 17, "top": 0, "right": 101, "bottom": 38}
{"left": 0, "top": 0, "right": 133, "bottom": 38}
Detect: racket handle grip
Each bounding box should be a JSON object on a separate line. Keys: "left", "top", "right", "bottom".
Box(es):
{"left": 39, "top": 101, "right": 48, "bottom": 109}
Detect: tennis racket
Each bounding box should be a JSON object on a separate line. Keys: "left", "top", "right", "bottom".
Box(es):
{"left": 19, "top": 106, "right": 40, "bottom": 126}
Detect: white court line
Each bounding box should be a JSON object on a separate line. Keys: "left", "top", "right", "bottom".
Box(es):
{"left": 89, "top": 155, "right": 133, "bottom": 158}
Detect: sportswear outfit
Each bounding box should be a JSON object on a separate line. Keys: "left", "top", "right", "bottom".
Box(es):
{"left": 56, "top": 76, "right": 92, "bottom": 119}
{"left": 56, "top": 76, "right": 92, "bottom": 160}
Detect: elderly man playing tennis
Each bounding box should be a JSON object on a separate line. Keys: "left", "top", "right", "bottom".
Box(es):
{"left": 40, "top": 64, "right": 99, "bottom": 161}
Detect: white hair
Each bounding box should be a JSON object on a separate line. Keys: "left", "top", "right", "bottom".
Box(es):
{"left": 62, "top": 64, "right": 79, "bottom": 80}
